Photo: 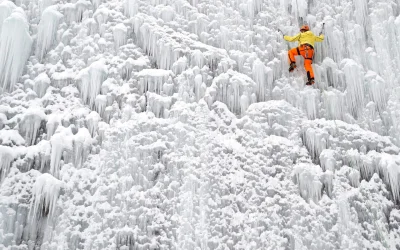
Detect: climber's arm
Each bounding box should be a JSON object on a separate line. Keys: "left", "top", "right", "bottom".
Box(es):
{"left": 315, "top": 34, "right": 325, "bottom": 42}
{"left": 284, "top": 33, "right": 301, "bottom": 42}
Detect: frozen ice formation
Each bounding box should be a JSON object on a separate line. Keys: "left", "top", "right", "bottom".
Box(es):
{"left": 1, "top": 0, "right": 400, "bottom": 249}
{"left": 0, "top": 9, "right": 32, "bottom": 91}
{"left": 36, "top": 6, "right": 63, "bottom": 62}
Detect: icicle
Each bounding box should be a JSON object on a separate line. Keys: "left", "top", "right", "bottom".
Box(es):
{"left": 319, "top": 149, "right": 337, "bottom": 172}
{"left": 0, "top": 1, "right": 16, "bottom": 34}
{"left": 354, "top": 0, "right": 368, "bottom": 29}
{"left": 0, "top": 145, "right": 14, "bottom": 182}
{"left": 18, "top": 108, "right": 47, "bottom": 146}
{"left": 62, "top": 3, "right": 78, "bottom": 23}
{"left": 113, "top": 23, "right": 127, "bottom": 50}
{"left": 322, "top": 89, "right": 346, "bottom": 120}
{"left": 73, "top": 128, "right": 93, "bottom": 168}
{"left": 124, "top": 0, "right": 139, "bottom": 18}
{"left": 50, "top": 126, "right": 73, "bottom": 178}
{"left": 75, "top": 0, "right": 91, "bottom": 22}
{"left": 136, "top": 69, "right": 173, "bottom": 95}
{"left": 33, "top": 140, "right": 52, "bottom": 172}
{"left": 342, "top": 59, "right": 365, "bottom": 119}
{"left": 98, "top": 121, "right": 109, "bottom": 144}
{"left": 95, "top": 95, "right": 107, "bottom": 117}
{"left": 302, "top": 88, "right": 319, "bottom": 120}
{"left": 379, "top": 154, "right": 400, "bottom": 203}
{"left": 103, "top": 101, "right": 120, "bottom": 123}
{"left": 365, "top": 71, "right": 387, "bottom": 113}
{"left": 78, "top": 60, "right": 108, "bottom": 109}
{"left": 172, "top": 56, "right": 188, "bottom": 75}
{"left": 321, "top": 170, "right": 334, "bottom": 198}
{"left": 39, "top": 0, "right": 54, "bottom": 13}
{"left": 206, "top": 70, "right": 257, "bottom": 115}
{"left": 46, "top": 113, "right": 61, "bottom": 140}
{"left": 240, "top": 91, "right": 250, "bottom": 115}
{"left": 252, "top": 59, "right": 267, "bottom": 102}
{"left": 302, "top": 126, "right": 328, "bottom": 162}
{"left": 291, "top": 0, "right": 307, "bottom": 20}
{"left": 33, "top": 73, "right": 51, "bottom": 98}
{"left": 191, "top": 50, "right": 205, "bottom": 69}
{"left": 348, "top": 168, "right": 361, "bottom": 187}
{"left": 36, "top": 6, "right": 63, "bottom": 62}
{"left": 293, "top": 163, "right": 323, "bottom": 203}
{"left": 86, "top": 111, "right": 101, "bottom": 137}
{"left": 194, "top": 74, "right": 205, "bottom": 101}
{"left": 0, "top": 11, "right": 33, "bottom": 92}
{"left": 146, "top": 92, "right": 172, "bottom": 118}
{"left": 116, "top": 226, "right": 135, "bottom": 249}
{"left": 29, "top": 173, "right": 63, "bottom": 222}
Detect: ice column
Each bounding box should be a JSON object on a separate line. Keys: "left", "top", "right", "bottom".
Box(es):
{"left": 252, "top": 59, "right": 267, "bottom": 101}
{"left": 18, "top": 108, "right": 47, "bottom": 146}
{"left": 342, "top": 59, "right": 365, "bottom": 119}
{"left": 302, "top": 89, "right": 319, "bottom": 120}
{"left": 46, "top": 113, "right": 61, "bottom": 139}
{"left": 379, "top": 154, "right": 400, "bottom": 203}
{"left": 146, "top": 92, "right": 172, "bottom": 118}
{"left": 302, "top": 126, "right": 329, "bottom": 162}
{"left": 0, "top": 1, "right": 16, "bottom": 33}
{"left": 29, "top": 173, "right": 63, "bottom": 222}
{"left": 136, "top": 69, "right": 173, "bottom": 95}
{"left": 39, "top": 0, "right": 54, "bottom": 13}
{"left": 33, "top": 73, "right": 51, "bottom": 98}
{"left": 0, "top": 145, "right": 14, "bottom": 182}
{"left": 205, "top": 70, "right": 256, "bottom": 115}
{"left": 79, "top": 60, "right": 108, "bottom": 109}
{"left": 113, "top": 23, "right": 127, "bottom": 49}
{"left": 73, "top": 128, "right": 93, "bottom": 168}
{"left": 293, "top": 164, "right": 323, "bottom": 203}
{"left": 191, "top": 50, "right": 205, "bottom": 69}
{"left": 50, "top": 127, "right": 73, "bottom": 178}
{"left": 366, "top": 71, "right": 387, "bottom": 113}
{"left": 86, "top": 111, "right": 101, "bottom": 137}
{"left": 0, "top": 12, "right": 33, "bottom": 92}
{"left": 124, "top": 0, "right": 139, "bottom": 18}
{"left": 322, "top": 89, "right": 346, "bottom": 120}
{"left": 36, "top": 7, "right": 63, "bottom": 62}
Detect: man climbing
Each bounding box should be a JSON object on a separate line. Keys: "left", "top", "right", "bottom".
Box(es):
{"left": 282, "top": 25, "right": 324, "bottom": 85}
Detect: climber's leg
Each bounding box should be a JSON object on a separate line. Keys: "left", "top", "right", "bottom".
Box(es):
{"left": 300, "top": 45, "right": 315, "bottom": 84}
{"left": 288, "top": 47, "right": 299, "bottom": 72}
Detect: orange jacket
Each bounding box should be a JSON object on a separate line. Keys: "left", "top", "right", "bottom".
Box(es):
{"left": 284, "top": 31, "right": 324, "bottom": 47}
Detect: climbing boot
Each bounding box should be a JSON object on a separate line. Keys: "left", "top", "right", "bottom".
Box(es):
{"left": 306, "top": 79, "right": 315, "bottom": 85}
{"left": 288, "top": 62, "right": 296, "bottom": 72}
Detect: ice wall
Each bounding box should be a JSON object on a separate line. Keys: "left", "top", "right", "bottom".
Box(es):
{"left": 0, "top": 0, "right": 400, "bottom": 249}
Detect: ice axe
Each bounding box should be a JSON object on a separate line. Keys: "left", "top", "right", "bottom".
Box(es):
{"left": 278, "top": 28, "right": 284, "bottom": 37}
{"left": 320, "top": 23, "right": 325, "bottom": 35}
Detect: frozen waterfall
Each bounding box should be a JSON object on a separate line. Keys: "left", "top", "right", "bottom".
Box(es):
{"left": 1, "top": 0, "right": 400, "bottom": 249}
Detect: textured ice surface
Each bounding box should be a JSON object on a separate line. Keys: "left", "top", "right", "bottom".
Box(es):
{"left": 1, "top": 0, "right": 400, "bottom": 249}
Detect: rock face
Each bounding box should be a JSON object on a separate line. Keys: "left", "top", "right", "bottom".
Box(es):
{"left": 1, "top": 0, "right": 400, "bottom": 249}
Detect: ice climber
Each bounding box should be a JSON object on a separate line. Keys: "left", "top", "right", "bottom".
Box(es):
{"left": 283, "top": 25, "right": 324, "bottom": 85}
